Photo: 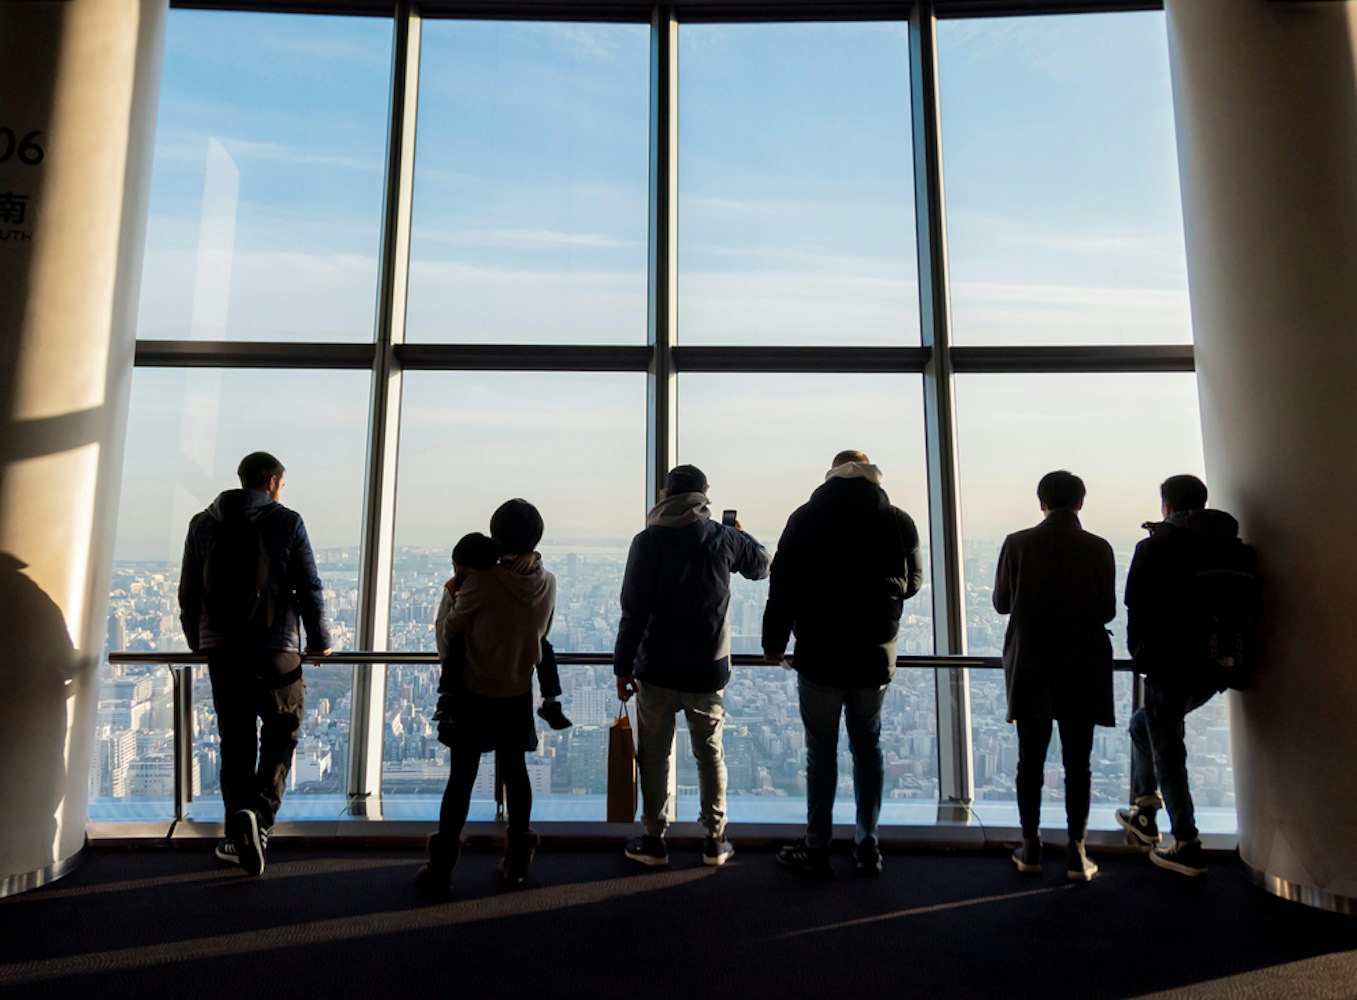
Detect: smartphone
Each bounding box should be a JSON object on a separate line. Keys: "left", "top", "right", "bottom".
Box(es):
{"left": 722, "top": 509, "right": 738, "bottom": 527}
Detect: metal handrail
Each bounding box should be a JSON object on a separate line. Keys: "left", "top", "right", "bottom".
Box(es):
{"left": 109, "top": 651, "right": 1137, "bottom": 668}
{"left": 103, "top": 650, "right": 1138, "bottom": 828}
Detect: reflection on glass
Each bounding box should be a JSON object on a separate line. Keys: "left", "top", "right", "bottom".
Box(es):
{"left": 938, "top": 13, "right": 1190, "bottom": 345}
{"left": 678, "top": 23, "right": 919, "bottom": 346}
{"left": 406, "top": 22, "right": 649, "bottom": 344}
{"left": 136, "top": 11, "right": 390, "bottom": 343}
{"left": 955, "top": 373, "right": 1230, "bottom": 823}
{"left": 91, "top": 369, "right": 370, "bottom": 817}
{"left": 678, "top": 373, "right": 938, "bottom": 808}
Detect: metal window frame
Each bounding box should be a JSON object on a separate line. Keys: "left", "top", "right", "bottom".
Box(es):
{"left": 131, "top": 0, "right": 1191, "bottom": 826}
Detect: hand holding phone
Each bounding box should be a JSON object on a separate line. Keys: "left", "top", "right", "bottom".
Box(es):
{"left": 722, "top": 509, "right": 738, "bottom": 528}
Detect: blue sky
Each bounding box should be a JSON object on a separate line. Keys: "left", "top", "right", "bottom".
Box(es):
{"left": 119, "top": 9, "right": 1202, "bottom": 564}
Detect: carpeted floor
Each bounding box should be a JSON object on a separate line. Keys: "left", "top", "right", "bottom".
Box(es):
{"left": 2, "top": 842, "right": 1353, "bottom": 999}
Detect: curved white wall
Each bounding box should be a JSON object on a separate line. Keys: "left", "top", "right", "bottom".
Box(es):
{"left": 0, "top": 0, "right": 165, "bottom": 892}
{"left": 1166, "top": 0, "right": 1357, "bottom": 907}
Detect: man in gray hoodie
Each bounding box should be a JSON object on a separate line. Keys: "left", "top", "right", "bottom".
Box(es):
{"left": 178, "top": 451, "right": 331, "bottom": 876}
{"left": 614, "top": 465, "right": 770, "bottom": 868}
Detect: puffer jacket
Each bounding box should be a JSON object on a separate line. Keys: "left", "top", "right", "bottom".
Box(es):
{"left": 762, "top": 472, "right": 923, "bottom": 688}
{"left": 178, "top": 489, "right": 331, "bottom": 653}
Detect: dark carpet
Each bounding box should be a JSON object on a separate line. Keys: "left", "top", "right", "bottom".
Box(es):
{"left": 1, "top": 843, "right": 1353, "bottom": 999}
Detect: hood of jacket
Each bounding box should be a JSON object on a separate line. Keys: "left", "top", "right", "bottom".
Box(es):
{"left": 208, "top": 488, "right": 280, "bottom": 524}
{"left": 646, "top": 492, "right": 712, "bottom": 529}
{"left": 807, "top": 474, "right": 893, "bottom": 518}
{"left": 484, "top": 553, "right": 553, "bottom": 607}
{"left": 1146, "top": 508, "right": 1239, "bottom": 541}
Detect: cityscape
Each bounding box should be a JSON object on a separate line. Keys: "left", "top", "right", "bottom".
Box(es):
{"left": 93, "top": 541, "right": 1233, "bottom": 827}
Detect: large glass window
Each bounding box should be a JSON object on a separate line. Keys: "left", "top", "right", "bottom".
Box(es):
{"left": 136, "top": 12, "right": 391, "bottom": 343}
{"left": 93, "top": 369, "right": 370, "bottom": 819}
{"left": 382, "top": 371, "right": 645, "bottom": 818}
{"left": 954, "top": 373, "right": 1224, "bottom": 826}
{"left": 678, "top": 23, "right": 919, "bottom": 346}
{"left": 676, "top": 373, "right": 938, "bottom": 815}
{"left": 938, "top": 13, "right": 1190, "bottom": 346}
{"left": 406, "top": 22, "right": 650, "bottom": 344}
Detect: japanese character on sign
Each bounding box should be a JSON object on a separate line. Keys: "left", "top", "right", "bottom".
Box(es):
{"left": 0, "top": 192, "right": 28, "bottom": 226}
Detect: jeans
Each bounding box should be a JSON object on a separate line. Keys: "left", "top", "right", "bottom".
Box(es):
{"left": 1129, "top": 678, "right": 1217, "bottom": 843}
{"left": 207, "top": 650, "right": 305, "bottom": 829}
{"left": 798, "top": 676, "right": 888, "bottom": 850}
{"left": 1015, "top": 717, "right": 1094, "bottom": 842}
{"left": 635, "top": 680, "right": 726, "bottom": 837}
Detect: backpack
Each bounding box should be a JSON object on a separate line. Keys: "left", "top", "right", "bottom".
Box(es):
{"left": 1190, "top": 538, "right": 1261, "bottom": 691}
{"left": 202, "top": 514, "right": 275, "bottom": 633}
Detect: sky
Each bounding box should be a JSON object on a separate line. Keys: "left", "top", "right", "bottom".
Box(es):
{"left": 117, "top": 9, "right": 1203, "bottom": 565}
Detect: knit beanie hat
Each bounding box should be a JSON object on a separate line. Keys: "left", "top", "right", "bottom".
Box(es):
{"left": 665, "top": 464, "right": 708, "bottom": 496}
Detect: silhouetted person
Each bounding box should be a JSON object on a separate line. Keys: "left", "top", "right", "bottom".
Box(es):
{"left": 419, "top": 500, "right": 556, "bottom": 892}
{"left": 763, "top": 450, "right": 923, "bottom": 877}
{"left": 994, "top": 470, "right": 1114, "bottom": 882}
{"left": 615, "top": 465, "right": 770, "bottom": 868}
{"left": 1118, "top": 474, "right": 1258, "bottom": 878}
{"left": 178, "top": 452, "right": 331, "bottom": 875}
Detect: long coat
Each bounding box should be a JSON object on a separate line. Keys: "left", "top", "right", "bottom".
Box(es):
{"left": 993, "top": 508, "right": 1115, "bottom": 725}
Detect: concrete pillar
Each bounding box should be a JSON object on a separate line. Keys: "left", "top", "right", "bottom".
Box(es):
{"left": 1166, "top": 0, "right": 1357, "bottom": 911}
{"left": 0, "top": 0, "right": 166, "bottom": 894}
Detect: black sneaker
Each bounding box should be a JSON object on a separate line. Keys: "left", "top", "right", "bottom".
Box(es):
{"left": 853, "top": 842, "right": 884, "bottom": 875}
{"left": 1011, "top": 837, "right": 1041, "bottom": 874}
{"left": 624, "top": 835, "right": 669, "bottom": 867}
{"left": 536, "top": 702, "right": 573, "bottom": 730}
{"left": 703, "top": 835, "right": 735, "bottom": 867}
{"left": 230, "top": 809, "right": 265, "bottom": 876}
{"left": 1116, "top": 806, "right": 1162, "bottom": 849}
{"left": 776, "top": 839, "right": 832, "bottom": 878}
{"left": 215, "top": 825, "right": 270, "bottom": 867}
{"left": 1066, "top": 841, "right": 1099, "bottom": 882}
{"left": 1150, "top": 838, "right": 1207, "bottom": 877}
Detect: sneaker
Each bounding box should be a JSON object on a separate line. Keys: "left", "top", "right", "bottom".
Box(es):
{"left": 215, "top": 824, "right": 269, "bottom": 866}
{"left": 1066, "top": 841, "right": 1099, "bottom": 882}
{"left": 853, "top": 842, "right": 884, "bottom": 875}
{"left": 1011, "top": 837, "right": 1041, "bottom": 874}
{"left": 1150, "top": 838, "right": 1207, "bottom": 877}
{"left": 775, "top": 839, "right": 832, "bottom": 878}
{"left": 230, "top": 808, "right": 266, "bottom": 876}
{"left": 1116, "top": 806, "right": 1162, "bottom": 849}
{"left": 536, "top": 702, "right": 573, "bottom": 730}
{"left": 624, "top": 835, "right": 669, "bottom": 867}
{"left": 703, "top": 835, "right": 735, "bottom": 867}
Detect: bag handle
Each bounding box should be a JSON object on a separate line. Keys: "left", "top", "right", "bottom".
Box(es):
{"left": 615, "top": 700, "right": 631, "bottom": 724}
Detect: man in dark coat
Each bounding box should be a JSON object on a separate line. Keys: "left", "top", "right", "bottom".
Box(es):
{"left": 763, "top": 450, "right": 923, "bottom": 877}
{"left": 993, "top": 470, "right": 1114, "bottom": 881}
{"left": 1117, "top": 474, "right": 1257, "bottom": 878}
{"left": 614, "top": 464, "right": 770, "bottom": 868}
{"left": 179, "top": 451, "right": 332, "bottom": 875}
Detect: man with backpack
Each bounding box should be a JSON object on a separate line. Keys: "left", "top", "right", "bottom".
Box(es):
{"left": 1118, "top": 474, "right": 1260, "bottom": 877}
{"left": 178, "top": 452, "right": 332, "bottom": 875}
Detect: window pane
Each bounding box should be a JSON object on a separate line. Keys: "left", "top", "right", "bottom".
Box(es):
{"left": 406, "top": 22, "right": 650, "bottom": 344}
{"left": 93, "top": 369, "right": 370, "bottom": 821}
{"left": 955, "top": 373, "right": 1230, "bottom": 832}
{"left": 136, "top": 12, "right": 391, "bottom": 343}
{"left": 938, "top": 13, "right": 1191, "bottom": 345}
{"left": 678, "top": 24, "right": 919, "bottom": 346}
{"left": 677, "top": 373, "right": 938, "bottom": 814}
{"left": 383, "top": 372, "right": 646, "bottom": 819}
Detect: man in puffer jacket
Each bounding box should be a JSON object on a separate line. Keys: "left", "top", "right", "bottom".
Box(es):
{"left": 614, "top": 465, "right": 770, "bottom": 869}
{"left": 178, "top": 451, "right": 332, "bottom": 876}
{"left": 763, "top": 450, "right": 923, "bottom": 877}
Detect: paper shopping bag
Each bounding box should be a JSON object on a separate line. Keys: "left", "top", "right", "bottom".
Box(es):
{"left": 607, "top": 701, "right": 637, "bottom": 823}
